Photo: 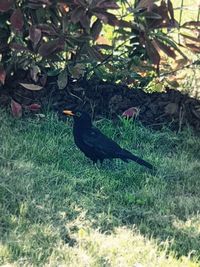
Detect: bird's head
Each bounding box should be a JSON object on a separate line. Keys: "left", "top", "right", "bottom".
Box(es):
{"left": 63, "top": 109, "right": 92, "bottom": 128}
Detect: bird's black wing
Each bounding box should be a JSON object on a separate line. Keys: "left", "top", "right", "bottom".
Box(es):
{"left": 82, "top": 127, "right": 122, "bottom": 157}
{"left": 82, "top": 126, "right": 154, "bottom": 169}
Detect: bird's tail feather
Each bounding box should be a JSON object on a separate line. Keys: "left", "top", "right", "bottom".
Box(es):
{"left": 120, "top": 150, "right": 153, "bottom": 169}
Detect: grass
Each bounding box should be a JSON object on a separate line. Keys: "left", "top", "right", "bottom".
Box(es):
{"left": 0, "top": 110, "right": 200, "bottom": 267}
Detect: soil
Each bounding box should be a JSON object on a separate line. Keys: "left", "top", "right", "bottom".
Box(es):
{"left": 1, "top": 73, "right": 200, "bottom": 132}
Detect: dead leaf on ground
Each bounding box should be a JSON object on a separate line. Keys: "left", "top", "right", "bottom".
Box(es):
{"left": 19, "top": 83, "right": 43, "bottom": 91}
{"left": 11, "top": 99, "right": 22, "bottom": 118}
{"left": 122, "top": 107, "right": 140, "bottom": 118}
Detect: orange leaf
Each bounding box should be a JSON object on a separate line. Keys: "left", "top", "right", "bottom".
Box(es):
{"left": 96, "top": 35, "right": 110, "bottom": 45}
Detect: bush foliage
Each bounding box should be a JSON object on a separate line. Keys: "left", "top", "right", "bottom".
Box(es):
{"left": 0, "top": 0, "right": 199, "bottom": 116}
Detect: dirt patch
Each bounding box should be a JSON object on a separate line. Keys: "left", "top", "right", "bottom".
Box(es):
{"left": 1, "top": 74, "right": 200, "bottom": 132}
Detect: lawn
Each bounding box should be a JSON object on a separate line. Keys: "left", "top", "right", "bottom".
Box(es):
{"left": 0, "top": 110, "right": 200, "bottom": 267}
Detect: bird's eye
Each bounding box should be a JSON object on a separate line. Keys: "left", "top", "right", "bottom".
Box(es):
{"left": 76, "top": 112, "right": 81, "bottom": 117}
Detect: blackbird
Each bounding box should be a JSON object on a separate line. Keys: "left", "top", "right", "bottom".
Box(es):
{"left": 63, "top": 110, "right": 153, "bottom": 169}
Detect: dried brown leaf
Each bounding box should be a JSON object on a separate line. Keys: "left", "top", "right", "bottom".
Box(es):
{"left": 19, "top": 83, "right": 43, "bottom": 91}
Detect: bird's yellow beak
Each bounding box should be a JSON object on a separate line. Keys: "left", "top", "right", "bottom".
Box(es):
{"left": 63, "top": 110, "right": 74, "bottom": 116}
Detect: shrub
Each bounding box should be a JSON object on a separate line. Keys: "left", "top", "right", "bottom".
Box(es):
{"left": 0, "top": 0, "right": 132, "bottom": 85}
{"left": 0, "top": 0, "right": 199, "bottom": 117}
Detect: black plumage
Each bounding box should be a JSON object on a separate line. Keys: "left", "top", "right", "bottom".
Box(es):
{"left": 63, "top": 110, "right": 153, "bottom": 169}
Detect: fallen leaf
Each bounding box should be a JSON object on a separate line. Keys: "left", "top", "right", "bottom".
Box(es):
{"left": 27, "top": 103, "right": 41, "bottom": 111}
{"left": 11, "top": 99, "right": 22, "bottom": 118}
{"left": 19, "top": 83, "right": 43, "bottom": 91}
{"left": 122, "top": 107, "right": 140, "bottom": 118}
